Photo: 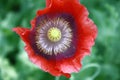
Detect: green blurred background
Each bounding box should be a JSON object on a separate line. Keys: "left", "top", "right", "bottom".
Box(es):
{"left": 0, "top": 0, "right": 120, "bottom": 80}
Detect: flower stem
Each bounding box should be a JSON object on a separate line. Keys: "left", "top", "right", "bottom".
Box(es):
{"left": 55, "top": 77, "right": 60, "bottom": 80}
{"left": 81, "top": 63, "right": 101, "bottom": 80}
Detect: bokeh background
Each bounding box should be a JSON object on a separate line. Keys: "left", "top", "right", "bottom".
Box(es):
{"left": 0, "top": 0, "right": 120, "bottom": 80}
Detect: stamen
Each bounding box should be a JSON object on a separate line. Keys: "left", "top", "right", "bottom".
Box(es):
{"left": 35, "top": 17, "right": 73, "bottom": 55}
{"left": 47, "top": 27, "right": 61, "bottom": 42}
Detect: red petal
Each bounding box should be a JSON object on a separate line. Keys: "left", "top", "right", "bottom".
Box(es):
{"left": 13, "top": 28, "right": 65, "bottom": 76}
{"left": 13, "top": 0, "right": 97, "bottom": 78}
{"left": 77, "top": 18, "right": 97, "bottom": 54}
{"left": 13, "top": 28, "right": 71, "bottom": 77}
{"left": 46, "top": 0, "right": 79, "bottom": 7}
{"left": 37, "top": 8, "right": 49, "bottom": 16}
{"left": 46, "top": 0, "right": 51, "bottom": 7}
{"left": 56, "top": 55, "right": 82, "bottom": 74}
{"left": 25, "top": 45, "right": 63, "bottom": 77}
{"left": 31, "top": 19, "right": 36, "bottom": 29}
{"left": 13, "top": 27, "right": 30, "bottom": 44}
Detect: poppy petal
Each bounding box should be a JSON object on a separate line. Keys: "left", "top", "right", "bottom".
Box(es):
{"left": 13, "top": 27, "right": 66, "bottom": 77}
{"left": 13, "top": 27, "right": 30, "bottom": 44}
{"left": 13, "top": 0, "right": 97, "bottom": 78}
{"left": 25, "top": 44, "right": 63, "bottom": 77}
{"left": 46, "top": 0, "right": 79, "bottom": 7}
{"left": 57, "top": 58, "right": 82, "bottom": 73}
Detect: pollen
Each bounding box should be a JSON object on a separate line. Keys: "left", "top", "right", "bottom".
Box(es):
{"left": 47, "top": 27, "right": 61, "bottom": 42}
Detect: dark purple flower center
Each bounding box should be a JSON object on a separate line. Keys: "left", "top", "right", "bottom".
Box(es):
{"left": 29, "top": 13, "right": 77, "bottom": 60}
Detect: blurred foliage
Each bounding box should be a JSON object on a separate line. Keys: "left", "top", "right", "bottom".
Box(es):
{"left": 0, "top": 0, "right": 120, "bottom": 80}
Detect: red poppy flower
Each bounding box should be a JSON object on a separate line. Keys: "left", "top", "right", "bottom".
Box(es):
{"left": 13, "top": 0, "right": 97, "bottom": 78}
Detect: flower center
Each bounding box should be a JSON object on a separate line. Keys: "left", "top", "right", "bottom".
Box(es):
{"left": 35, "top": 16, "right": 74, "bottom": 56}
{"left": 47, "top": 27, "right": 61, "bottom": 42}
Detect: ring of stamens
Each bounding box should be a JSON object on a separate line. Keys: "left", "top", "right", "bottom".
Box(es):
{"left": 35, "top": 17, "right": 73, "bottom": 55}
{"left": 47, "top": 27, "right": 61, "bottom": 42}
